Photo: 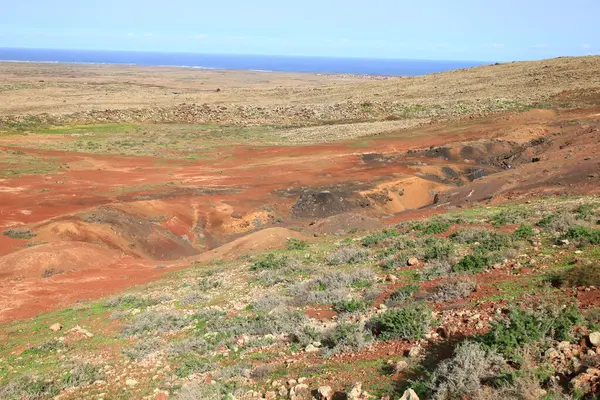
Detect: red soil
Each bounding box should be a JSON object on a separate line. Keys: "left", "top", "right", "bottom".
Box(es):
{"left": 1, "top": 108, "right": 599, "bottom": 323}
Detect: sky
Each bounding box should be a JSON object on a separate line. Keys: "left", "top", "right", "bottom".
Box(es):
{"left": 1, "top": 0, "right": 599, "bottom": 61}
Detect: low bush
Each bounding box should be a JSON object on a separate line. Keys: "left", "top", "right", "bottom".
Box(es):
{"left": 419, "top": 259, "right": 453, "bottom": 281}
{"left": 106, "top": 294, "right": 159, "bottom": 309}
{"left": 123, "top": 337, "right": 163, "bottom": 360}
{"left": 286, "top": 238, "right": 308, "bottom": 250}
{"left": 420, "top": 219, "right": 451, "bottom": 235}
{"left": 373, "top": 302, "right": 433, "bottom": 341}
{"left": 563, "top": 226, "right": 600, "bottom": 246}
{"left": 427, "top": 277, "right": 476, "bottom": 302}
{"left": 2, "top": 228, "right": 36, "bottom": 240}
{"left": 333, "top": 299, "right": 369, "bottom": 313}
{"left": 174, "top": 354, "right": 213, "bottom": 378}
{"left": 362, "top": 229, "right": 401, "bottom": 247}
{"left": 325, "top": 246, "right": 369, "bottom": 265}
{"left": 60, "top": 362, "right": 105, "bottom": 388}
{"left": 210, "top": 309, "right": 307, "bottom": 337}
{"left": 289, "top": 269, "right": 375, "bottom": 305}
{"left": 537, "top": 212, "right": 579, "bottom": 234}
{"left": 430, "top": 342, "right": 505, "bottom": 400}
{"left": 167, "top": 336, "right": 210, "bottom": 357}
{"left": 490, "top": 209, "right": 528, "bottom": 226}
{"left": 450, "top": 229, "right": 512, "bottom": 252}
{"left": 422, "top": 237, "right": 454, "bottom": 261}
{"left": 386, "top": 284, "right": 420, "bottom": 307}
{"left": 252, "top": 295, "right": 289, "bottom": 312}
{"left": 322, "top": 322, "right": 372, "bottom": 356}
{"left": 0, "top": 375, "right": 59, "bottom": 399}
{"left": 514, "top": 224, "right": 535, "bottom": 239}
{"left": 550, "top": 262, "right": 600, "bottom": 288}
{"left": 121, "top": 310, "right": 190, "bottom": 337}
{"left": 452, "top": 253, "right": 489, "bottom": 274}
{"left": 480, "top": 303, "right": 583, "bottom": 356}
{"left": 250, "top": 253, "right": 288, "bottom": 271}
{"left": 574, "top": 203, "right": 597, "bottom": 220}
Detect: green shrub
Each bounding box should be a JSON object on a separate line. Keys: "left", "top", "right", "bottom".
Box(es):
{"left": 0, "top": 375, "right": 59, "bottom": 399}
{"left": 563, "top": 226, "right": 600, "bottom": 245}
{"left": 106, "top": 294, "right": 159, "bottom": 309}
{"left": 322, "top": 322, "right": 372, "bottom": 356}
{"left": 575, "top": 204, "right": 597, "bottom": 220}
{"left": 421, "top": 220, "right": 451, "bottom": 235}
{"left": 550, "top": 262, "right": 600, "bottom": 287}
{"left": 326, "top": 246, "right": 369, "bottom": 265}
{"left": 250, "top": 253, "right": 288, "bottom": 270}
{"left": 490, "top": 209, "right": 527, "bottom": 226}
{"left": 480, "top": 303, "right": 583, "bottom": 356}
{"left": 60, "top": 363, "right": 104, "bottom": 388}
{"left": 174, "top": 354, "right": 213, "bottom": 378}
{"left": 450, "top": 229, "right": 512, "bottom": 252}
{"left": 537, "top": 212, "right": 579, "bottom": 234}
{"left": 374, "top": 302, "right": 433, "bottom": 341}
{"left": 423, "top": 237, "right": 454, "bottom": 261}
{"left": 122, "top": 310, "right": 190, "bottom": 337}
{"left": 123, "top": 338, "right": 163, "bottom": 360}
{"left": 427, "top": 277, "right": 476, "bottom": 302}
{"left": 333, "top": 299, "right": 369, "bottom": 313}
{"left": 386, "top": 284, "right": 420, "bottom": 307}
{"left": 2, "top": 228, "right": 36, "bottom": 240}
{"left": 286, "top": 238, "right": 308, "bottom": 250}
{"left": 289, "top": 270, "right": 375, "bottom": 305}
{"left": 419, "top": 260, "right": 453, "bottom": 281}
{"left": 362, "top": 229, "right": 401, "bottom": 247}
{"left": 514, "top": 224, "right": 534, "bottom": 239}
{"left": 452, "top": 254, "right": 489, "bottom": 274}
{"left": 430, "top": 342, "right": 505, "bottom": 400}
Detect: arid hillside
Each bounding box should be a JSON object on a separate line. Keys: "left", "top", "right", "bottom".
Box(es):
{"left": 0, "top": 57, "right": 599, "bottom": 400}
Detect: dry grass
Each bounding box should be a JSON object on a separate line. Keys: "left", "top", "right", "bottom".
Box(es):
{"left": 1, "top": 56, "right": 600, "bottom": 143}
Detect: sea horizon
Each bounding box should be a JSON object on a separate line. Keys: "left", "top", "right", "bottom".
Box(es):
{"left": 0, "top": 47, "right": 489, "bottom": 76}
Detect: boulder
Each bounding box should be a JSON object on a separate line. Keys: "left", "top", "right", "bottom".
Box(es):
{"left": 317, "top": 386, "right": 334, "bottom": 400}
{"left": 407, "top": 257, "right": 419, "bottom": 266}
{"left": 400, "top": 389, "right": 420, "bottom": 400}
{"left": 589, "top": 332, "right": 600, "bottom": 346}
{"left": 49, "top": 323, "right": 62, "bottom": 332}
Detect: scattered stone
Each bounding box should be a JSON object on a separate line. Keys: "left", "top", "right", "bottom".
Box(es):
{"left": 49, "top": 323, "right": 62, "bottom": 332}
{"left": 407, "top": 257, "right": 419, "bottom": 266}
{"left": 305, "top": 344, "right": 320, "bottom": 353}
{"left": 264, "top": 391, "right": 277, "bottom": 400}
{"left": 400, "top": 388, "right": 420, "bottom": 400}
{"left": 347, "top": 383, "right": 363, "bottom": 400}
{"left": 236, "top": 334, "right": 249, "bottom": 346}
{"left": 125, "top": 378, "right": 138, "bottom": 387}
{"left": 298, "top": 377, "right": 307, "bottom": 383}
{"left": 386, "top": 274, "right": 398, "bottom": 283}
{"left": 69, "top": 325, "right": 94, "bottom": 338}
{"left": 589, "top": 332, "right": 600, "bottom": 346}
{"left": 317, "top": 385, "right": 334, "bottom": 400}
{"left": 408, "top": 346, "right": 421, "bottom": 358}
{"left": 394, "top": 360, "right": 409, "bottom": 373}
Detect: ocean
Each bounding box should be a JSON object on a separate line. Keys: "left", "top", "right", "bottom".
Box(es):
{"left": 0, "top": 48, "right": 487, "bottom": 76}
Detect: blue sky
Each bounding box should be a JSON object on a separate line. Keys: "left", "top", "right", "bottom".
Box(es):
{"left": 1, "top": 0, "right": 598, "bottom": 61}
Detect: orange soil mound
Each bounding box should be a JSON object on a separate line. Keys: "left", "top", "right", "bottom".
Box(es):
{"left": 0, "top": 241, "right": 120, "bottom": 280}
{"left": 191, "top": 227, "right": 311, "bottom": 263}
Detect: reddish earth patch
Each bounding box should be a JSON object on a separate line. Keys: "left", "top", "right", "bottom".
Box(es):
{"left": 1, "top": 108, "right": 600, "bottom": 323}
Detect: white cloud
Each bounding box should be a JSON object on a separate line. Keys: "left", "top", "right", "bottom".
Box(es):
{"left": 581, "top": 43, "right": 593, "bottom": 49}
{"left": 485, "top": 43, "right": 505, "bottom": 48}
{"left": 127, "top": 32, "right": 135, "bottom": 37}
{"left": 533, "top": 43, "right": 549, "bottom": 49}
{"left": 143, "top": 33, "right": 153, "bottom": 37}
{"left": 190, "top": 34, "right": 208, "bottom": 40}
